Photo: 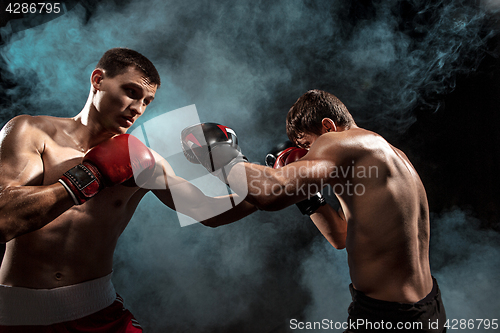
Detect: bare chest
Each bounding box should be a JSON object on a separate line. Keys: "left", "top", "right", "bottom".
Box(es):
{"left": 41, "top": 144, "right": 84, "bottom": 185}
{"left": 39, "top": 135, "right": 144, "bottom": 228}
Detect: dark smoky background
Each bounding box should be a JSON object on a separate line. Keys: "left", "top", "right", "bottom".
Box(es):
{"left": 1, "top": 0, "right": 499, "bottom": 332}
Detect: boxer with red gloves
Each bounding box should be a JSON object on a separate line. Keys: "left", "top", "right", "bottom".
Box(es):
{"left": 0, "top": 48, "right": 163, "bottom": 332}
{"left": 0, "top": 48, "right": 257, "bottom": 331}
{"left": 181, "top": 89, "right": 446, "bottom": 333}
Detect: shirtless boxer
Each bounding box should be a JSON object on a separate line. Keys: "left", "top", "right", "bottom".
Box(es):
{"left": 182, "top": 90, "right": 446, "bottom": 332}
{"left": 0, "top": 48, "right": 256, "bottom": 331}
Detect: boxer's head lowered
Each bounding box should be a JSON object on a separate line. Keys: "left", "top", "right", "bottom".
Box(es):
{"left": 286, "top": 89, "right": 355, "bottom": 146}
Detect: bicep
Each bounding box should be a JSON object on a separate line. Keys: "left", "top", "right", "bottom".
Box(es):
{"left": 0, "top": 116, "right": 45, "bottom": 188}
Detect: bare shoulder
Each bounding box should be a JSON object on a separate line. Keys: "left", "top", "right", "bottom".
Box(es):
{"left": 0, "top": 115, "right": 76, "bottom": 187}
{"left": 1, "top": 115, "right": 73, "bottom": 147}
{"left": 0, "top": 115, "right": 73, "bottom": 167}
{"left": 2, "top": 114, "right": 58, "bottom": 138}
{"left": 1, "top": 115, "right": 40, "bottom": 151}
{"left": 306, "top": 127, "right": 388, "bottom": 164}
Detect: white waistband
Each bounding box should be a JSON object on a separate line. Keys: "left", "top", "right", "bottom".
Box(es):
{"left": 0, "top": 272, "right": 116, "bottom": 326}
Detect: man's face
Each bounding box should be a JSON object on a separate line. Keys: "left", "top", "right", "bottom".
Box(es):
{"left": 92, "top": 66, "right": 157, "bottom": 134}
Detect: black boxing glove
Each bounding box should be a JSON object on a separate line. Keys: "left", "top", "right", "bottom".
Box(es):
{"left": 295, "top": 193, "right": 327, "bottom": 216}
{"left": 181, "top": 122, "right": 247, "bottom": 182}
{"left": 267, "top": 143, "right": 326, "bottom": 216}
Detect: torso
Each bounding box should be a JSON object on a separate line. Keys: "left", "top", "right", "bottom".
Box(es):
{"left": 314, "top": 128, "right": 432, "bottom": 302}
{"left": 0, "top": 116, "right": 149, "bottom": 289}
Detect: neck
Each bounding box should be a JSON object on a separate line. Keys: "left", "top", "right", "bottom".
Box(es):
{"left": 70, "top": 93, "right": 116, "bottom": 151}
{"left": 340, "top": 123, "right": 359, "bottom": 132}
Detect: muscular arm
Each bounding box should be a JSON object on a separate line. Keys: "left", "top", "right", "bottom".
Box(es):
{"left": 149, "top": 151, "right": 257, "bottom": 227}
{"left": 310, "top": 204, "right": 347, "bottom": 249}
{"left": 0, "top": 116, "right": 74, "bottom": 243}
{"left": 227, "top": 135, "right": 342, "bottom": 211}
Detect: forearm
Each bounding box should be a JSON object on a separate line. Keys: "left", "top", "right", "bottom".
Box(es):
{"left": 152, "top": 176, "right": 257, "bottom": 226}
{"left": 227, "top": 162, "right": 313, "bottom": 211}
{"left": 309, "top": 204, "right": 347, "bottom": 249}
{"left": 0, "top": 183, "right": 74, "bottom": 243}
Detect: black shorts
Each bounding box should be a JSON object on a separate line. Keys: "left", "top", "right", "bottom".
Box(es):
{"left": 344, "top": 277, "right": 446, "bottom": 333}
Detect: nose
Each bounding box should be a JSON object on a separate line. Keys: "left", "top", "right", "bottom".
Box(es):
{"left": 129, "top": 99, "right": 145, "bottom": 116}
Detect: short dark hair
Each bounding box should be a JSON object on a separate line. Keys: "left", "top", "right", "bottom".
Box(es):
{"left": 96, "top": 48, "right": 161, "bottom": 87}
{"left": 286, "top": 89, "right": 354, "bottom": 143}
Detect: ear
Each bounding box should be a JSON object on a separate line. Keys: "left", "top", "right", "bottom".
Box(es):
{"left": 90, "top": 69, "right": 105, "bottom": 92}
{"left": 321, "top": 118, "right": 337, "bottom": 133}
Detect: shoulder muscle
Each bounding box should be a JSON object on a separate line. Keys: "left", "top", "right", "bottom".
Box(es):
{"left": 0, "top": 115, "right": 48, "bottom": 187}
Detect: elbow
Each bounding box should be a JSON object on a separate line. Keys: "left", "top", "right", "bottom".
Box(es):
{"left": 197, "top": 211, "right": 225, "bottom": 228}
{"left": 256, "top": 199, "right": 291, "bottom": 212}
{"left": 253, "top": 200, "right": 271, "bottom": 212}
{"left": 327, "top": 232, "right": 347, "bottom": 250}
{"left": 247, "top": 192, "right": 286, "bottom": 212}
{"left": 333, "top": 242, "right": 346, "bottom": 250}
{"left": 0, "top": 226, "right": 11, "bottom": 244}
{"left": 200, "top": 218, "right": 220, "bottom": 228}
{"left": 0, "top": 218, "right": 8, "bottom": 243}
{"left": 253, "top": 201, "right": 278, "bottom": 212}
{"left": 333, "top": 233, "right": 347, "bottom": 250}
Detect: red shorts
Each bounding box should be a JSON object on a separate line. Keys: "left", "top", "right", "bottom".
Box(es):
{"left": 0, "top": 294, "right": 142, "bottom": 333}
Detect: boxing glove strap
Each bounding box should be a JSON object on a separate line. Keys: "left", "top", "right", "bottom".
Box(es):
{"left": 296, "top": 193, "right": 326, "bottom": 215}
{"left": 213, "top": 153, "right": 248, "bottom": 185}
{"left": 59, "top": 163, "right": 103, "bottom": 205}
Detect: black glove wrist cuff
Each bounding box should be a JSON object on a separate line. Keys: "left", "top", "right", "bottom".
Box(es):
{"left": 215, "top": 153, "right": 248, "bottom": 184}
{"left": 296, "top": 192, "right": 326, "bottom": 215}
{"left": 58, "top": 163, "right": 103, "bottom": 205}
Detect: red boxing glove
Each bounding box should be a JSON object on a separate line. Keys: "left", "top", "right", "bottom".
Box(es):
{"left": 273, "top": 147, "right": 308, "bottom": 169}
{"left": 272, "top": 146, "right": 326, "bottom": 215}
{"left": 59, "top": 134, "right": 155, "bottom": 205}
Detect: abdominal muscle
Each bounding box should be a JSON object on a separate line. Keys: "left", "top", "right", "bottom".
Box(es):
{"left": 0, "top": 185, "right": 145, "bottom": 289}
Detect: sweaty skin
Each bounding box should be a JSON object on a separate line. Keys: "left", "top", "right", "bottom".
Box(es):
{"left": 0, "top": 115, "right": 145, "bottom": 288}
{"left": 0, "top": 66, "right": 255, "bottom": 289}
{"left": 228, "top": 124, "right": 433, "bottom": 303}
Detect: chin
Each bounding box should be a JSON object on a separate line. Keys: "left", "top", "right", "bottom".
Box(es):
{"left": 107, "top": 128, "right": 127, "bottom": 136}
{"left": 116, "top": 124, "right": 130, "bottom": 134}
